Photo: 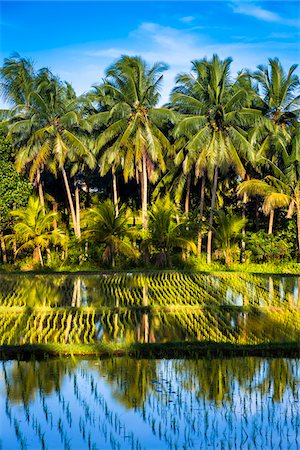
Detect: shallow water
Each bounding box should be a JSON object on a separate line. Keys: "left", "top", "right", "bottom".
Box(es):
{"left": 0, "top": 357, "right": 299, "bottom": 450}
{"left": 0, "top": 273, "right": 300, "bottom": 346}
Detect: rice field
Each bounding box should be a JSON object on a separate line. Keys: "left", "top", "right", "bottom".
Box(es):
{"left": 0, "top": 272, "right": 299, "bottom": 347}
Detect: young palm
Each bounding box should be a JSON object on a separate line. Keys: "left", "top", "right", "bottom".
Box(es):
{"left": 147, "top": 196, "right": 196, "bottom": 267}
{"left": 171, "top": 55, "right": 259, "bottom": 263}
{"left": 82, "top": 199, "right": 138, "bottom": 267}
{"left": 8, "top": 196, "right": 66, "bottom": 266}
{"left": 94, "top": 56, "right": 173, "bottom": 229}
{"left": 212, "top": 211, "right": 246, "bottom": 265}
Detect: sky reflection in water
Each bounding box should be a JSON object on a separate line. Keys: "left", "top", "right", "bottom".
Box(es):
{"left": 0, "top": 357, "right": 300, "bottom": 450}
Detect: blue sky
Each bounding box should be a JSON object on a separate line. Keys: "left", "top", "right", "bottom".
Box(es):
{"left": 1, "top": 1, "right": 300, "bottom": 106}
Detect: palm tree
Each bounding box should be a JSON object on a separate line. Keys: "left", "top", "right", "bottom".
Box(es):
{"left": 238, "top": 124, "right": 300, "bottom": 256}
{"left": 171, "top": 55, "right": 259, "bottom": 263}
{"left": 237, "top": 178, "right": 290, "bottom": 234}
{"left": 147, "top": 196, "right": 196, "bottom": 267}
{"left": 0, "top": 53, "right": 35, "bottom": 107}
{"left": 94, "top": 56, "right": 173, "bottom": 229}
{"left": 8, "top": 196, "right": 66, "bottom": 266}
{"left": 212, "top": 211, "right": 246, "bottom": 265}
{"left": 245, "top": 58, "right": 299, "bottom": 201}
{"left": 0, "top": 55, "right": 48, "bottom": 206}
{"left": 82, "top": 199, "right": 138, "bottom": 267}
{"left": 8, "top": 68, "right": 91, "bottom": 238}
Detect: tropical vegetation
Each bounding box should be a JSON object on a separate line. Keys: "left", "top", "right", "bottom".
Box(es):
{"left": 0, "top": 53, "right": 299, "bottom": 270}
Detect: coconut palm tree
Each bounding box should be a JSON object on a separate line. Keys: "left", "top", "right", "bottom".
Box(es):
{"left": 0, "top": 54, "right": 48, "bottom": 205}
{"left": 238, "top": 124, "right": 300, "bottom": 256}
{"left": 171, "top": 55, "right": 259, "bottom": 263}
{"left": 237, "top": 178, "right": 290, "bottom": 234}
{"left": 8, "top": 196, "right": 66, "bottom": 266}
{"left": 0, "top": 53, "right": 35, "bottom": 107}
{"left": 248, "top": 59, "right": 299, "bottom": 174}
{"left": 82, "top": 199, "right": 138, "bottom": 267}
{"left": 94, "top": 56, "right": 173, "bottom": 229}
{"left": 8, "top": 68, "right": 92, "bottom": 238}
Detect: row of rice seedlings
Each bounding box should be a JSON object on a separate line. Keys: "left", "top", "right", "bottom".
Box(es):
{"left": 1, "top": 272, "right": 299, "bottom": 310}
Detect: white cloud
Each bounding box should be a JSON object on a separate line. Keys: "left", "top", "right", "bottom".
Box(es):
{"left": 1, "top": 19, "right": 298, "bottom": 110}
{"left": 230, "top": 2, "right": 299, "bottom": 27}
{"left": 180, "top": 16, "right": 196, "bottom": 23}
{"left": 80, "top": 22, "right": 298, "bottom": 103}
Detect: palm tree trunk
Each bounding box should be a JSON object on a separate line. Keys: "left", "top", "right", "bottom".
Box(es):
{"left": 62, "top": 166, "right": 79, "bottom": 238}
{"left": 296, "top": 196, "right": 300, "bottom": 260}
{"left": 207, "top": 167, "right": 218, "bottom": 264}
{"left": 197, "top": 175, "right": 205, "bottom": 256}
{"left": 241, "top": 192, "right": 247, "bottom": 263}
{"left": 75, "top": 185, "right": 81, "bottom": 240}
{"left": 112, "top": 165, "right": 119, "bottom": 216}
{"left": 36, "top": 168, "right": 45, "bottom": 211}
{"left": 37, "top": 247, "right": 44, "bottom": 267}
{"left": 268, "top": 209, "right": 274, "bottom": 235}
{"left": 13, "top": 239, "right": 17, "bottom": 262}
{"left": 53, "top": 202, "right": 58, "bottom": 230}
{"left": 0, "top": 232, "right": 7, "bottom": 264}
{"left": 185, "top": 173, "right": 191, "bottom": 219}
{"left": 141, "top": 151, "right": 148, "bottom": 229}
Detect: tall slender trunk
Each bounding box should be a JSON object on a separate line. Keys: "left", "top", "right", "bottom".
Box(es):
{"left": 62, "top": 166, "right": 79, "bottom": 238}
{"left": 296, "top": 195, "right": 300, "bottom": 261}
{"left": 207, "top": 167, "right": 218, "bottom": 264}
{"left": 0, "top": 232, "right": 7, "bottom": 264}
{"left": 197, "top": 175, "right": 205, "bottom": 256}
{"left": 36, "top": 168, "right": 45, "bottom": 211}
{"left": 241, "top": 192, "right": 247, "bottom": 263}
{"left": 185, "top": 173, "right": 191, "bottom": 219}
{"left": 141, "top": 151, "right": 148, "bottom": 229}
{"left": 53, "top": 202, "right": 58, "bottom": 230}
{"left": 37, "top": 247, "right": 43, "bottom": 267}
{"left": 112, "top": 165, "right": 119, "bottom": 216}
{"left": 75, "top": 185, "right": 81, "bottom": 240}
{"left": 13, "top": 239, "right": 17, "bottom": 262}
{"left": 268, "top": 209, "right": 274, "bottom": 235}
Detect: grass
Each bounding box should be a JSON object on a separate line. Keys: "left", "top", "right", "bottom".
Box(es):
{"left": 1, "top": 260, "right": 300, "bottom": 275}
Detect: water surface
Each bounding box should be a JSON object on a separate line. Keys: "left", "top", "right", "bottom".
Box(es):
{"left": 0, "top": 357, "right": 299, "bottom": 450}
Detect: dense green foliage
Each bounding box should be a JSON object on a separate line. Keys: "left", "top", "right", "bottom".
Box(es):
{"left": 0, "top": 135, "right": 32, "bottom": 232}
{"left": 0, "top": 53, "right": 299, "bottom": 270}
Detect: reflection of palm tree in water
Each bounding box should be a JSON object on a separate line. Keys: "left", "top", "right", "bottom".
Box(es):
{"left": 176, "top": 357, "right": 297, "bottom": 405}
{"left": 3, "top": 360, "right": 74, "bottom": 406}
{"left": 93, "top": 357, "right": 157, "bottom": 409}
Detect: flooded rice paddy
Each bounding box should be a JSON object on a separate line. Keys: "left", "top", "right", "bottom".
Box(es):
{"left": 0, "top": 273, "right": 300, "bottom": 449}
{"left": 1, "top": 357, "right": 300, "bottom": 450}
{"left": 0, "top": 272, "right": 299, "bottom": 346}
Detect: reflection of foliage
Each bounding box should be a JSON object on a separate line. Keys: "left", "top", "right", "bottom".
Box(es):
{"left": 0, "top": 273, "right": 300, "bottom": 346}
{"left": 95, "top": 357, "right": 157, "bottom": 408}
{"left": 4, "top": 360, "right": 73, "bottom": 405}
{"left": 177, "top": 357, "right": 297, "bottom": 405}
